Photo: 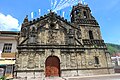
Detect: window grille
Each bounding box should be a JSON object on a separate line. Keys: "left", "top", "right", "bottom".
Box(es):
{"left": 2, "top": 43, "right": 12, "bottom": 53}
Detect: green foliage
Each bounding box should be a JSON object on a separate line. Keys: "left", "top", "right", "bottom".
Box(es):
{"left": 0, "top": 76, "right": 6, "bottom": 80}
{"left": 106, "top": 43, "right": 120, "bottom": 54}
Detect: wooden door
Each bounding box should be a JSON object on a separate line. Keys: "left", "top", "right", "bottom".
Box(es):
{"left": 45, "top": 56, "right": 60, "bottom": 77}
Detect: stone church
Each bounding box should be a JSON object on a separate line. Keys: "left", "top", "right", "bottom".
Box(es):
{"left": 15, "top": 3, "right": 114, "bottom": 79}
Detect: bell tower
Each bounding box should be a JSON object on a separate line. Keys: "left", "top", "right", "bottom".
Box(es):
{"left": 70, "top": 3, "right": 92, "bottom": 22}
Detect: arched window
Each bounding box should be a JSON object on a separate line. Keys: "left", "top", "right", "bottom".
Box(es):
{"left": 83, "top": 11, "right": 87, "bottom": 18}
{"left": 89, "top": 30, "right": 94, "bottom": 39}
{"left": 95, "top": 57, "right": 99, "bottom": 64}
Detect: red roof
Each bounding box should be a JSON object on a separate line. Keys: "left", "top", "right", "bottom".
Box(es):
{"left": 112, "top": 53, "right": 120, "bottom": 57}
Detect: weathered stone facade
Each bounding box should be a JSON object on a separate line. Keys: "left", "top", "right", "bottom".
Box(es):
{"left": 15, "top": 3, "right": 114, "bottom": 79}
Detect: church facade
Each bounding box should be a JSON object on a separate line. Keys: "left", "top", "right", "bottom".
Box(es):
{"left": 15, "top": 3, "right": 114, "bottom": 79}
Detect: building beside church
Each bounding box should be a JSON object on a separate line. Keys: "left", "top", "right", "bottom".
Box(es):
{"left": 0, "top": 31, "right": 18, "bottom": 79}
{"left": 111, "top": 53, "right": 120, "bottom": 73}
{"left": 15, "top": 3, "right": 114, "bottom": 79}
{"left": 0, "top": 31, "right": 18, "bottom": 53}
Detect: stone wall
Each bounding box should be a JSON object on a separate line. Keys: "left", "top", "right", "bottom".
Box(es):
{"left": 15, "top": 48, "right": 113, "bottom": 78}
{"left": 80, "top": 26, "right": 102, "bottom": 40}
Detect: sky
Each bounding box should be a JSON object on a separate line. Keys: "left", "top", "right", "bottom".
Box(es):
{"left": 0, "top": 0, "right": 120, "bottom": 44}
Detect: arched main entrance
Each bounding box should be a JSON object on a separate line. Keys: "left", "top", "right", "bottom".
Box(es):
{"left": 45, "top": 56, "right": 60, "bottom": 77}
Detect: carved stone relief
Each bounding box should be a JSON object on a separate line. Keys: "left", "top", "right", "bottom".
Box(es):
{"left": 34, "top": 53, "right": 40, "bottom": 68}
{"left": 27, "top": 53, "right": 35, "bottom": 69}
{"left": 87, "top": 50, "right": 92, "bottom": 55}
{"left": 77, "top": 53, "right": 81, "bottom": 67}
{"left": 59, "top": 31, "right": 65, "bottom": 44}
{"left": 87, "top": 59, "right": 94, "bottom": 66}
{"left": 61, "top": 53, "right": 66, "bottom": 68}
{"left": 81, "top": 54, "right": 86, "bottom": 66}
{"left": 48, "top": 30, "right": 58, "bottom": 44}
{"left": 22, "top": 53, "right": 28, "bottom": 69}
{"left": 16, "top": 53, "right": 23, "bottom": 70}
{"left": 40, "top": 53, "right": 45, "bottom": 69}
{"left": 70, "top": 53, "right": 76, "bottom": 67}
{"left": 66, "top": 54, "right": 71, "bottom": 67}
{"left": 37, "top": 30, "right": 46, "bottom": 44}
{"left": 76, "top": 30, "right": 81, "bottom": 39}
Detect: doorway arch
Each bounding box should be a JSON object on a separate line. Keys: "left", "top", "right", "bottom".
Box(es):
{"left": 45, "top": 56, "right": 60, "bottom": 77}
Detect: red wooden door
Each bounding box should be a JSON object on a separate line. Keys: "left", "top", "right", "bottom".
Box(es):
{"left": 45, "top": 56, "right": 60, "bottom": 77}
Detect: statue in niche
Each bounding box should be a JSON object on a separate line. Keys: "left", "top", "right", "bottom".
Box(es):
{"left": 48, "top": 30, "right": 58, "bottom": 44}
{"left": 76, "top": 30, "right": 81, "bottom": 39}
{"left": 27, "top": 53, "right": 35, "bottom": 69}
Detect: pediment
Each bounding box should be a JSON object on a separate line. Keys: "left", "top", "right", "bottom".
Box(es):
{"left": 19, "top": 12, "right": 83, "bottom": 46}
{"left": 22, "top": 11, "right": 77, "bottom": 30}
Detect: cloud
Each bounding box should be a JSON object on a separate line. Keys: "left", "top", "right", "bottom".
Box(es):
{"left": 0, "top": 13, "right": 20, "bottom": 31}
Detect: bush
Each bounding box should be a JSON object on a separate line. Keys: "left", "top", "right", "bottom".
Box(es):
{"left": 0, "top": 76, "right": 6, "bottom": 80}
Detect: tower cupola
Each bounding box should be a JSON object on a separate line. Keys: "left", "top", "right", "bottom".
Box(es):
{"left": 70, "top": 3, "right": 92, "bottom": 22}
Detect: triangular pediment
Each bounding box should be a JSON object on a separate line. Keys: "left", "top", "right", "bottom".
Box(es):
{"left": 22, "top": 11, "right": 78, "bottom": 30}
{"left": 19, "top": 12, "right": 83, "bottom": 46}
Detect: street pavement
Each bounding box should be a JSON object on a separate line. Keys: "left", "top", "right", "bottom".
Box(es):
{"left": 67, "top": 74, "right": 120, "bottom": 80}
{"left": 13, "top": 74, "right": 120, "bottom": 80}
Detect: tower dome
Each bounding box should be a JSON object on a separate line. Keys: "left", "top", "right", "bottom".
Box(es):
{"left": 70, "top": 3, "right": 92, "bottom": 22}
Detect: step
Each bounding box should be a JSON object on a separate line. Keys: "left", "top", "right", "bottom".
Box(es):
{"left": 44, "top": 77, "right": 66, "bottom": 80}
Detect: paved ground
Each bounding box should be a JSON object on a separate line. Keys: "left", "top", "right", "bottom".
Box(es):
{"left": 66, "top": 74, "right": 120, "bottom": 80}
{"left": 13, "top": 74, "right": 120, "bottom": 80}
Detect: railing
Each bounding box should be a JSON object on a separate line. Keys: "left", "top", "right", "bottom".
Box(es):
{"left": 0, "top": 53, "right": 16, "bottom": 59}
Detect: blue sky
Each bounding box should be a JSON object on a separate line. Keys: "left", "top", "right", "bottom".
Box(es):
{"left": 0, "top": 0, "right": 120, "bottom": 44}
